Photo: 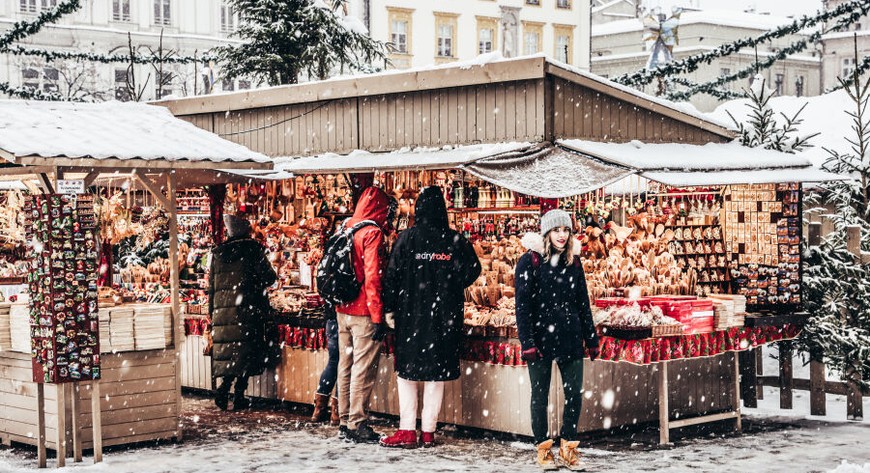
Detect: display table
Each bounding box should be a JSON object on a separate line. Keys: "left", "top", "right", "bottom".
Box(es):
{"left": 182, "top": 317, "right": 799, "bottom": 440}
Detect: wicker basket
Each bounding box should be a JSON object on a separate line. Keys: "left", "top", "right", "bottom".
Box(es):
{"left": 651, "top": 324, "right": 685, "bottom": 338}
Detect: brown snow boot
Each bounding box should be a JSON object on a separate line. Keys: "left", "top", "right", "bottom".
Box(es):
{"left": 558, "top": 438, "right": 586, "bottom": 471}
{"left": 536, "top": 439, "right": 557, "bottom": 470}
{"left": 329, "top": 396, "right": 339, "bottom": 426}
{"left": 311, "top": 393, "right": 331, "bottom": 423}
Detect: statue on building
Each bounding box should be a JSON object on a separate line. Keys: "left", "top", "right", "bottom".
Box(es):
{"left": 500, "top": 6, "right": 520, "bottom": 58}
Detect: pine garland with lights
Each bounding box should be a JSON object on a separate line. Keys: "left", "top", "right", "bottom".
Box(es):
{"left": 666, "top": 77, "right": 746, "bottom": 101}
{"left": 3, "top": 44, "right": 206, "bottom": 65}
{"left": 0, "top": 81, "right": 66, "bottom": 101}
{"left": 614, "top": 0, "right": 870, "bottom": 88}
{"left": 828, "top": 54, "right": 870, "bottom": 93}
{"left": 0, "top": 0, "right": 82, "bottom": 50}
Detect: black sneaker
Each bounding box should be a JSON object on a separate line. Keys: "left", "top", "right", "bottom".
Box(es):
{"left": 338, "top": 425, "right": 349, "bottom": 441}
{"left": 347, "top": 421, "right": 381, "bottom": 444}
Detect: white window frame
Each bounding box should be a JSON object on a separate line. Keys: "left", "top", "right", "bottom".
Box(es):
{"left": 524, "top": 32, "right": 540, "bottom": 55}
{"left": 112, "top": 0, "right": 131, "bottom": 22}
{"left": 21, "top": 0, "right": 57, "bottom": 13}
{"left": 220, "top": 1, "right": 237, "bottom": 33}
{"left": 22, "top": 66, "right": 59, "bottom": 94}
{"left": 154, "top": 0, "right": 171, "bottom": 27}
{"left": 557, "top": 0, "right": 571, "bottom": 9}
{"left": 556, "top": 35, "right": 570, "bottom": 63}
{"left": 391, "top": 19, "right": 408, "bottom": 53}
{"left": 114, "top": 68, "right": 131, "bottom": 101}
{"left": 437, "top": 24, "right": 453, "bottom": 57}
{"left": 479, "top": 27, "right": 493, "bottom": 54}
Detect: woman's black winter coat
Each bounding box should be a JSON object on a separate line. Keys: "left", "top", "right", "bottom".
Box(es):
{"left": 209, "top": 237, "right": 278, "bottom": 379}
{"left": 384, "top": 187, "right": 481, "bottom": 381}
{"left": 514, "top": 249, "right": 599, "bottom": 361}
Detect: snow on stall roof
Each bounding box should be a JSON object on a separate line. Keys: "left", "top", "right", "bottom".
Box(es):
{"left": 708, "top": 89, "right": 856, "bottom": 167}
{"left": 558, "top": 139, "right": 810, "bottom": 171}
{"left": 231, "top": 142, "right": 532, "bottom": 178}
{"left": 0, "top": 100, "right": 269, "bottom": 164}
{"left": 592, "top": 9, "right": 795, "bottom": 36}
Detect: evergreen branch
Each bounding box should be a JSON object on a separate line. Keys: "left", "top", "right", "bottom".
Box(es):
{"left": 0, "top": 0, "right": 82, "bottom": 50}
{"left": 614, "top": 0, "right": 870, "bottom": 87}
{"left": 0, "top": 81, "right": 67, "bottom": 101}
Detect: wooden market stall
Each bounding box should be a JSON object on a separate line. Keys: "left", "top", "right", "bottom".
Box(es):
{"left": 156, "top": 56, "right": 846, "bottom": 442}
{"left": 0, "top": 100, "right": 270, "bottom": 467}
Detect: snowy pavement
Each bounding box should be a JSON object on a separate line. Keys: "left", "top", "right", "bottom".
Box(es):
{"left": 0, "top": 391, "right": 868, "bottom": 473}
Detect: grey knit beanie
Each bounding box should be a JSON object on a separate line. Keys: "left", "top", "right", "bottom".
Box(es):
{"left": 540, "top": 209, "right": 573, "bottom": 236}
{"left": 223, "top": 214, "right": 252, "bottom": 238}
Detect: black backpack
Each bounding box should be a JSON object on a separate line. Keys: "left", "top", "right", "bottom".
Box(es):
{"left": 316, "top": 219, "right": 380, "bottom": 305}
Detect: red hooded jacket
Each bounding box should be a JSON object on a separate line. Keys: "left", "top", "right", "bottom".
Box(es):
{"left": 336, "top": 187, "right": 390, "bottom": 324}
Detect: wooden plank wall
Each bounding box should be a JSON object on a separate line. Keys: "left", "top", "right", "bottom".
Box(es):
{"left": 180, "top": 80, "right": 546, "bottom": 158}
{"left": 551, "top": 77, "right": 728, "bottom": 144}
{"left": 0, "top": 349, "right": 180, "bottom": 450}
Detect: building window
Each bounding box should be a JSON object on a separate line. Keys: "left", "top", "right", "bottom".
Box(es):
{"left": 114, "top": 69, "right": 130, "bottom": 101}
{"left": 522, "top": 22, "right": 543, "bottom": 56}
{"left": 21, "top": 0, "right": 55, "bottom": 12}
{"left": 774, "top": 73, "right": 784, "bottom": 95}
{"left": 795, "top": 76, "right": 805, "bottom": 97}
{"left": 391, "top": 19, "right": 408, "bottom": 53}
{"left": 21, "top": 68, "right": 39, "bottom": 90}
{"left": 220, "top": 1, "right": 237, "bottom": 33}
{"left": 387, "top": 7, "right": 413, "bottom": 60}
{"left": 40, "top": 0, "right": 57, "bottom": 9}
{"left": 843, "top": 57, "right": 856, "bottom": 79}
{"left": 221, "top": 79, "right": 235, "bottom": 92}
{"left": 525, "top": 0, "right": 540, "bottom": 5}
{"left": 554, "top": 25, "right": 573, "bottom": 64}
{"left": 154, "top": 0, "right": 171, "bottom": 26}
{"left": 479, "top": 28, "right": 493, "bottom": 54}
{"left": 720, "top": 68, "right": 731, "bottom": 89}
{"left": 238, "top": 80, "right": 251, "bottom": 90}
{"left": 557, "top": 0, "right": 571, "bottom": 8}
{"left": 434, "top": 13, "right": 458, "bottom": 60}
{"left": 113, "top": 0, "right": 131, "bottom": 22}
{"left": 22, "top": 67, "right": 58, "bottom": 93}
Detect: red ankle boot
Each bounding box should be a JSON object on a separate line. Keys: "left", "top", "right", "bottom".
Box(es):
{"left": 420, "top": 431, "right": 435, "bottom": 447}
{"left": 379, "top": 430, "right": 419, "bottom": 449}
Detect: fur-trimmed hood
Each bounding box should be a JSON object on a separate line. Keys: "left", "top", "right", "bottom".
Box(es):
{"left": 520, "top": 232, "right": 582, "bottom": 256}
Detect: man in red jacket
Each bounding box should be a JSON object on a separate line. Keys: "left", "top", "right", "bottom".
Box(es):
{"left": 337, "top": 186, "right": 392, "bottom": 443}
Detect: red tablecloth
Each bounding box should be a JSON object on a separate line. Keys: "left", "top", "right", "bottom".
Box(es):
{"left": 184, "top": 319, "right": 801, "bottom": 367}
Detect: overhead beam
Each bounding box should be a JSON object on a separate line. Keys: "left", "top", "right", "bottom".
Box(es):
{"left": 132, "top": 171, "right": 171, "bottom": 208}
{"left": 82, "top": 172, "right": 100, "bottom": 187}
{"left": 16, "top": 156, "right": 273, "bottom": 171}
{"left": 0, "top": 166, "right": 59, "bottom": 177}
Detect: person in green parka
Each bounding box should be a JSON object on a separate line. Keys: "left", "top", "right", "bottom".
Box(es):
{"left": 209, "top": 214, "right": 278, "bottom": 411}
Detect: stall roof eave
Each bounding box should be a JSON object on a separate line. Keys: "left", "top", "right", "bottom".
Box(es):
{"left": 642, "top": 168, "right": 852, "bottom": 187}
{"left": 7, "top": 154, "right": 273, "bottom": 172}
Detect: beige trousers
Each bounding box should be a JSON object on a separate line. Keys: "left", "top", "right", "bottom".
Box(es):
{"left": 337, "top": 312, "right": 381, "bottom": 430}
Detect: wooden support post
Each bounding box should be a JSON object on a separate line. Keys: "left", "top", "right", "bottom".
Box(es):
{"left": 36, "top": 383, "right": 46, "bottom": 468}
{"left": 91, "top": 380, "right": 103, "bottom": 463}
{"left": 846, "top": 364, "right": 864, "bottom": 421}
{"left": 779, "top": 341, "right": 793, "bottom": 410}
{"left": 71, "top": 382, "right": 82, "bottom": 462}
{"left": 739, "top": 349, "right": 757, "bottom": 408}
{"left": 733, "top": 352, "right": 742, "bottom": 433}
{"left": 809, "top": 355, "right": 827, "bottom": 416}
{"left": 37, "top": 173, "right": 55, "bottom": 194}
{"left": 755, "top": 346, "right": 764, "bottom": 400}
{"left": 56, "top": 383, "right": 67, "bottom": 468}
{"left": 658, "top": 361, "right": 669, "bottom": 445}
{"left": 166, "top": 171, "right": 184, "bottom": 441}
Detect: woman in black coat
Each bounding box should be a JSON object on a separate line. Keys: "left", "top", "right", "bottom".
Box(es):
{"left": 380, "top": 186, "right": 481, "bottom": 448}
{"left": 515, "top": 209, "right": 599, "bottom": 471}
{"left": 209, "top": 214, "right": 278, "bottom": 411}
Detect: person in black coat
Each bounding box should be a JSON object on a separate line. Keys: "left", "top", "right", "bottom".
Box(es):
{"left": 515, "top": 209, "right": 599, "bottom": 471}
{"left": 380, "top": 186, "right": 481, "bottom": 448}
{"left": 209, "top": 214, "right": 278, "bottom": 411}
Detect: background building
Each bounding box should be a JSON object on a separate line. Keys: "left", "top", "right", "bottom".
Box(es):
{"left": 821, "top": 0, "right": 870, "bottom": 90}
{"left": 0, "top": 0, "right": 243, "bottom": 101}
{"left": 591, "top": 6, "right": 823, "bottom": 111}
{"left": 346, "top": 0, "right": 591, "bottom": 70}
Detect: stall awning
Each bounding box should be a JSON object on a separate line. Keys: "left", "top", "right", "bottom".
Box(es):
{"left": 643, "top": 168, "right": 850, "bottom": 187}
{"left": 461, "top": 143, "right": 635, "bottom": 198}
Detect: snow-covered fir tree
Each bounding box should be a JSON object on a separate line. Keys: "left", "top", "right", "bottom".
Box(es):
{"left": 726, "top": 74, "right": 818, "bottom": 153}
{"left": 801, "top": 68, "right": 870, "bottom": 387}
{"left": 216, "top": 0, "right": 388, "bottom": 86}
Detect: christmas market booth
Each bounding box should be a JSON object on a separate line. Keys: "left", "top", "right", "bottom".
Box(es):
{"left": 156, "top": 56, "right": 847, "bottom": 443}
{"left": 0, "top": 100, "right": 270, "bottom": 467}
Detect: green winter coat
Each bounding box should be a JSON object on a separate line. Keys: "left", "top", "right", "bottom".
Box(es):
{"left": 209, "top": 237, "right": 278, "bottom": 379}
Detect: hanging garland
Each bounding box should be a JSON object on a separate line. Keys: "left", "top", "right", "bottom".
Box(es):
{"left": 3, "top": 44, "right": 208, "bottom": 65}
{"left": 827, "top": 54, "right": 870, "bottom": 93}
{"left": 614, "top": 0, "right": 870, "bottom": 87}
{"left": 0, "top": 0, "right": 82, "bottom": 50}
{"left": 0, "top": 81, "right": 66, "bottom": 101}
{"left": 666, "top": 78, "right": 746, "bottom": 101}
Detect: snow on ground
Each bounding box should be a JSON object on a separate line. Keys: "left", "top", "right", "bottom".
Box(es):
{"left": 1, "top": 386, "right": 867, "bottom": 473}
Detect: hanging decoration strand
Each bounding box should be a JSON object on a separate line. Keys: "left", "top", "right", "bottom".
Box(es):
{"left": 0, "top": 0, "right": 82, "bottom": 50}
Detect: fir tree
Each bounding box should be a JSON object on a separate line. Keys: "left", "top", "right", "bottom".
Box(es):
{"left": 215, "top": 0, "right": 388, "bottom": 86}
{"left": 726, "top": 74, "right": 818, "bottom": 154}
{"left": 801, "top": 53, "right": 870, "bottom": 389}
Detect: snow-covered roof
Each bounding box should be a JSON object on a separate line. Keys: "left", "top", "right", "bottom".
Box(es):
{"left": 592, "top": 10, "right": 795, "bottom": 36}
{"left": 0, "top": 100, "right": 270, "bottom": 167}
{"left": 708, "top": 89, "right": 855, "bottom": 168}
{"left": 558, "top": 139, "right": 811, "bottom": 171}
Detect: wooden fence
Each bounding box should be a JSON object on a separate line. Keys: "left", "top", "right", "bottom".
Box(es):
{"left": 740, "top": 221, "right": 869, "bottom": 420}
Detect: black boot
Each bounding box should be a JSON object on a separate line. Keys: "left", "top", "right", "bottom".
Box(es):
{"left": 232, "top": 376, "right": 250, "bottom": 411}
{"left": 214, "top": 378, "right": 231, "bottom": 411}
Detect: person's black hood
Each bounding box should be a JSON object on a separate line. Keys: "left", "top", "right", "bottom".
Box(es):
{"left": 212, "top": 237, "right": 263, "bottom": 264}
{"left": 414, "top": 186, "right": 449, "bottom": 228}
